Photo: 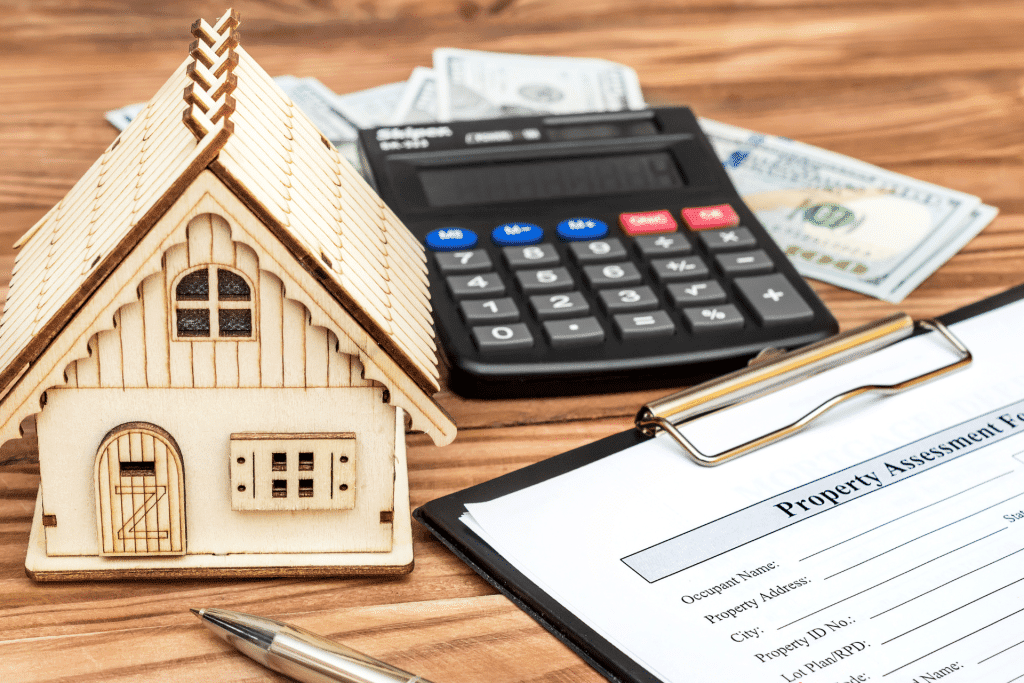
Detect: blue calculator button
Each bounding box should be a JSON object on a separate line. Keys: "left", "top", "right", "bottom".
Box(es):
{"left": 425, "top": 227, "right": 477, "bottom": 251}
{"left": 557, "top": 218, "right": 608, "bottom": 241}
{"left": 492, "top": 222, "right": 543, "bottom": 246}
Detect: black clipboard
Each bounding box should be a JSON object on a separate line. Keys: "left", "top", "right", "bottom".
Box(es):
{"left": 413, "top": 283, "right": 1024, "bottom": 683}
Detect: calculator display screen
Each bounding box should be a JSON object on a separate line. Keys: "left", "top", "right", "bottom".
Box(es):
{"left": 418, "top": 151, "right": 685, "bottom": 207}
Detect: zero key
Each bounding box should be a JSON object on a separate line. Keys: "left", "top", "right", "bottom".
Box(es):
{"left": 472, "top": 323, "right": 535, "bottom": 352}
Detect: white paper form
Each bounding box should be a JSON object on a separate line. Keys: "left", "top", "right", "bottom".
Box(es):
{"left": 466, "top": 299, "right": 1024, "bottom": 683}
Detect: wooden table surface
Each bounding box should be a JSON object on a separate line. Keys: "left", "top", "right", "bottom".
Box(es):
{"left": 1, "top": 1, "right": 1021, "bottom": 681}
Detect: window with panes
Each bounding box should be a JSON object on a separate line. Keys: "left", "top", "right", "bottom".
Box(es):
{"left": 173, "top": 266, "right": 256, "bottom": 340}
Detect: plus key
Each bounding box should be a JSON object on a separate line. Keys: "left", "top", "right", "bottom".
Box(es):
{"left": 734, "top": 274, "right": 814, "bottom": 325}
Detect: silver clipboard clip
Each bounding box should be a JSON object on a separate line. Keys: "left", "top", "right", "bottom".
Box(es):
{"left": 635, "top": 314, "right": 972, "bottom": 467}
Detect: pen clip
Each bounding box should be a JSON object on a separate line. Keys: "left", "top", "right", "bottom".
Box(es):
{"left": 635, "top": 314, "right": 972, "bottom": 466}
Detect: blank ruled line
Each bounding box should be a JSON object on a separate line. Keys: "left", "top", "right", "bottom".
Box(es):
{"left": 881, "top": 573, "right": 1024, "bottom": 645}
{"left": 824, "top": 491, "right": 1024, "bottom": 580}
{"left": 1004, "top": 673, "right": 1024, "bottom": 683}
{"left": 800, "top": 470, "right": 1013, "bottom": 562}
{"left": 871, "top": 545, "right": 1024, "bottom": 619}
{"left": 777, "top": 528, "right": 1006, "bottom": 630}
{"left": 979, "top": 637, "right": 1024, "bottom": 665}
{"left": 883, "top": 607, "right": 1024, "bottom": 677}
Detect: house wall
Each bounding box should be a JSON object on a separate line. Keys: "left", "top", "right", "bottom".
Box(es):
{"left": 36, "top": 386, "right": 397, "bottom": 557}
{"left": 64, "top": 213, "right": 378, "bottom": 391}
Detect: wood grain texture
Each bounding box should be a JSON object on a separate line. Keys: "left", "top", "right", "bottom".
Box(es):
{"left": 1, "top": 1, "right": 1022, "bottom": 681}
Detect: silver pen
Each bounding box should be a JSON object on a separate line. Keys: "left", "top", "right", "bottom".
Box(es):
{"left": 192, "top": 607, "right": 434, "bottom": 683}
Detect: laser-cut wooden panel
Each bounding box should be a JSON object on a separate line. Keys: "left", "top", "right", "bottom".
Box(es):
{"left": 230, "top": 432, "right": 356, "bottom": 511}
{"left": 94, "top": 423, "right": 185, "bottom": 556}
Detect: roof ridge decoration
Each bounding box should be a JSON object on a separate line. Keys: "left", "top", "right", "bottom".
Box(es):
{"left": 183, "top": 9, "right": 240, "bottom": 141}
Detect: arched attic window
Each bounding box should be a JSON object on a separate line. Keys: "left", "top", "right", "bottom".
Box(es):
{"left": 173, "top": 266, "right": 256, "bottom": 340}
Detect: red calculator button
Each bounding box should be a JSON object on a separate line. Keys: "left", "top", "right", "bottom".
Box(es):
{"left": 681, "top": 204, "right": 740, "bottom": 230}
{"left": 619, "top": 210, "right": 678, "bottom": 235}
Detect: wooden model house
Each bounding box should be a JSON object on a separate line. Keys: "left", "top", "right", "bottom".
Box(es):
{"left": 0, "top": 10, "right": 456, "bottom": 580}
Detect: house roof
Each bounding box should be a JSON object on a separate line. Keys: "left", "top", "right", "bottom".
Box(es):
{"left": 0, "top": 11, "right": 444, "bottom": 410}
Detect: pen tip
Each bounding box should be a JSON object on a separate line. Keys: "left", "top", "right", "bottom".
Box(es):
{"left": 190, "top": 608, "right": 202, "bottom": 618}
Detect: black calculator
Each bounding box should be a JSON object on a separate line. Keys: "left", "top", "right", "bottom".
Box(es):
{"left": 359, "top": 108, "right": 838, "bottom": 397}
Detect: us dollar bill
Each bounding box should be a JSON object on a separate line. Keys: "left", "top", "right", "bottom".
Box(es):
{"left": 433, "top": 47, "right": 645, "bottom": 121}
{"left": 391, "top": 67, "right": 438, "bottom": 124}
{"left": 104, "top": 102, "right": 146, "bottom": 131}
{"left": 272, "top": 76, "right": 360, "bottom": 142}
{"left": 318, "top": 79, "right": 408, "bottom": 129}
{"left": 885, "top": 203, "right": 998, "bottom": 302}
{"left": 700, "top": 118, "right": 994, "bottom": 302}
{"left": 269, "top": 76, "right": 366, "bottom": 174}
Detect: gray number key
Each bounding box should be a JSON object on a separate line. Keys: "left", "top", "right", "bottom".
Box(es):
{"left": 530, "top": 291, "right": 590, "bottom": 319}
{"left": 472, "top": 323, "right": 535, "bottom": 352}
{"left": 583, "top": 262, "right": 642, "bottom": 288}
{"left": 435, "top": 249, "right": 492, "bottom": 273}
{"left": 543, "top": 317, "right": 605, "bottom": 348}
{"left": 504, "top": 243, "right": 560, "bottom": 268}
{"left": 598, "top": 286, "right": 659, "bottom": 313}
{"left": 448, "top": 272, "right": 505, "bottom": 298}
{"left": 460, "top": 297, "right": 520, "bottom": 324}
{"left": 734, "top": 274, "right": 814, "bottom": 325}
{"left": 613, "top": 311, "right": 676, "bottom": 340}
{"left": 569, "top": 238, "right": 627, "bottom": 264}
{"left": 516, "top": 267, "right": 574, "bottom": 293}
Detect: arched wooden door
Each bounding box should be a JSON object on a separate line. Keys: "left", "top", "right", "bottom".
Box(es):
{"left": 94, "top": 423, "right": 185, "bottom": 556}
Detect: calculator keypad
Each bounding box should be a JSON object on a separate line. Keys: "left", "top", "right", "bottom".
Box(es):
{"left": 431, "top": 203, "right": 819, "bottom": 357}
{"left": 364, "top": 108, "right": 839, "bottom": 396}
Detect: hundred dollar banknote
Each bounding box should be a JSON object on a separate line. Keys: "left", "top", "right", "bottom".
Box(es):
{"left": 433, "top": 47, "right": 645, "bottom": 121}
{"left": 391, "top": 67, "right": 438, "bottom": 124}
{"left": 313, "top": 78, "right": 407, "bottom": 129}
{"left": 286, "top": 76, "right": 406, "bottom": 177}
{"left": 103, "top": 102, "right": 146, "bottom": 131}
{"left": 700, "top": 118, "right": 995, "bottom": 302}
